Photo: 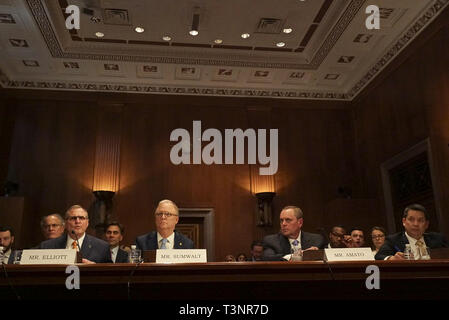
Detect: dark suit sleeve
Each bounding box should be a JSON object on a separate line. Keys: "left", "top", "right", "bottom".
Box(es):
{"left": 262, "top": 235, "right": 287, "bottom": 261}
{"left": 135, "top": 236, "right": 144, "bottom": 251}
{"left": 375, "top": 237, "right": 397, "bottom": 260}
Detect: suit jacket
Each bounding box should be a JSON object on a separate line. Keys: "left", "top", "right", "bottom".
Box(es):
{"left": 263, "top": 231, "right": 325, "bottom": 261}
{"left": 375, "top": 231, "right": 449, "bottom": 260}
{"left": 135, "top": 231, "right": 194, "bottom": 251}
{"left": 38, "top": 233, "right": 112, "bottom": 263}
{"left": 115, "top": 248, "right": 129, "bottom": 263}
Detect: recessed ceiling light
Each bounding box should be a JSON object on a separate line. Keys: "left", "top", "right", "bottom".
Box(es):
{"left": 95, "top": 32, "right": 104, "bottom": 38}
{"left": 189, "top": 30, "right": 199, "bottom": 36}
{"left": 241, "top": 33, "right": 250, "bottom": 39}
{"left": 162, "top": 36, "right": 172, "bottom": 41}
{"left": 276, "top": 42, "right": 286, "bottom": 47}
{"left": 135, "top": 27, "right": 144, "bottom": 33}
{"left": 283, "top": 28, "right": 293, "bottom": 34}
{"left": 214, "top": 39, "right": 223, "bottom": 44}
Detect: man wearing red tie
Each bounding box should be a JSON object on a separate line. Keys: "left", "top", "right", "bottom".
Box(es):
{"left": 38, "top": 205, "right": 112, "bottom": 263}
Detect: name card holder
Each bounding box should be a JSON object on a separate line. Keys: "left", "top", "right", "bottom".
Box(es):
{"left": 324, "top": 247, "right": 375, "bottom": 261}
{"left": 156, "top": 249, "right": 207, "bottom": 264}
{"left": 19, "top": 249, "right": 80, "bottom": 265}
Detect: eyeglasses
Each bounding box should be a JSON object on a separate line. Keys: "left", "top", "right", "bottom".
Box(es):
{"left": 155, "top": 212, "right": 178, "bottom": 218}
{"left": 67, "top": 216, "right": 88, "bottom": 221}
{"left": 331, "top": 232, "right": 345, "bottom": 239}
{"left": 372, "top": 235, "right": 385, "bottom": 239}
{"left": 44, "top": 224, "right": 63, "bottom": 229}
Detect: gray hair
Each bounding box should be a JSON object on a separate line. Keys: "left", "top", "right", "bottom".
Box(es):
{"left": 155, "top": 199, "right": 179, "bottom": 215}
{"left": 65, "top": 205, "right": 88, "bottom": 219}
{"left": 40, "top": 214, "right": 64, "bottom": 228}
{"left": 281, "top": 206, "right": 303, "bottom": 219}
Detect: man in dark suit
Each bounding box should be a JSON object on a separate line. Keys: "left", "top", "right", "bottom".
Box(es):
{"left": 375, "top": 204, "right": 449, "bottom": 260}
{"left": 136, "top": 199, "right": 194, "bottom": 250}
{"left": 105, "top": 221, "right": 129, "bottom": 263}
{"left": 38, "top": 205, "right": 112, "bottom": 263}
{"left": 263, "top": 206, "right": 325, "bottom": 261}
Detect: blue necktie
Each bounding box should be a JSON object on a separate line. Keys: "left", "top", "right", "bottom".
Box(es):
{"left": 161, "top": 238, "right": 168, "bottom": 249}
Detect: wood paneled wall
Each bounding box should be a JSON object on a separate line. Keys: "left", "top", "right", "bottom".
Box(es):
{"left": 1, "top": 95, "right": 364, "bottom": 260}
{"left": 353, "top": 19, "right": 449, "bottom": 235}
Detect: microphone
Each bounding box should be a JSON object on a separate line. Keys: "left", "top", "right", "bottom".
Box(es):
{"left": 71, "top": 230, "right": 82, "bottom": 258}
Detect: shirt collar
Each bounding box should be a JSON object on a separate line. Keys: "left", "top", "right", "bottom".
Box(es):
{"left": 288, "top": 231, "right": 302, "bottom": 246}
{"left": 157, "top": 232, "right": 175, "bottom": 248}
{"left": 66, "top": 233, "right": 86, "bottom": 249}
{"left": 405, "top": 232, "right": 424, "bottom": 245}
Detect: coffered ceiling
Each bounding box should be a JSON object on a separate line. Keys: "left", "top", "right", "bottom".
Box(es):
{"left": 0, "top": 0, "right": 447, "bottom": 100}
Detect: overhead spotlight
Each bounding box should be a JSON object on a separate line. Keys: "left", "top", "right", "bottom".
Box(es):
{"left": 189, "top": 7, "right": 200, "bottom": 36}
{"left": 95, "top": 32, "right": 104, "bottom": 38}
{"left": 214, "top": 39, "right": 223, "bottom": 44}
{"left": 135, "top": 27, "right": 145, "bottom": 33}
{"left": 276, "top": 42, "right": 286, "bottom": 47}
{"left": 241, "top": 33, "right": 250, "bottom": 39}
{"left": 283, "top": 28, "right": 293, "bottom": 34}
{"left": 162, "top": 36, "right": 172, "bottom": 41}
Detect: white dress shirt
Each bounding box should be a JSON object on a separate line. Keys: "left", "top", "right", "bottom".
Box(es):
{"left": 66, "top": 233, "right": 86, "bottom": 250}
{"left": 110, "top": 246, "right": 119, "bottom": 263}
{"left": 283, "top": 232, "right": 302, "bottom": 260}
{"left": 157, "top": 232, "right": 175, "bottom": 249}
{"left": 404, "top": 232, "right": 427, "bottom": 260}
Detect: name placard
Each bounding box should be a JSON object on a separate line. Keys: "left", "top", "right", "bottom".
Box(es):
{"left": 325, "top": 247, "right": 375, "bottom": 261}
{"left": 20, "top": 249, "right": 77, "bottom": 265}
{"left": 156, "top": 249, "right": 207, "bottom": 263}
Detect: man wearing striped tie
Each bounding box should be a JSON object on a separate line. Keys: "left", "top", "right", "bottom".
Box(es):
{"left": 135, "top": 199, "right": 194, "bottom": 251}
{"left": 375, "top": 204, "right": 449, "bottom": 260}
{"left": 38, "top": 205, "right": 112, "bottom": 263}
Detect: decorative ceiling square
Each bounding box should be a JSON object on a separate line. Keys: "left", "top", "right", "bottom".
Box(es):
{"left": 0, "top": 0, "right": 447, "bottom": 100}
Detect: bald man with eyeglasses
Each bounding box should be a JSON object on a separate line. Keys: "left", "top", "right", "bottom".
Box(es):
{"left": 135, "top": 200, "right": 194, "bottom": 251}
{"left": 38, "top": 205, "right": 112, "bottom": 263}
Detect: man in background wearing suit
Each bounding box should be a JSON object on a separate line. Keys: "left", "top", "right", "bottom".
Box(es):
{"left": 135, "top": 199, "right": 194, "bottom": 250}
{"left": 40, "top": 213, "right": 65, "bottom": 240}
{"left": 375, "top": 204, "right": 449, "bottom": 260}
{"left": 105, "top": 221, "right": 129, "bottom": 263}
{"left": 263, "top": 205, "right": 325, "bottom": 261}
{"left": 39, "top": 205, "right": 112, "bottom": 263}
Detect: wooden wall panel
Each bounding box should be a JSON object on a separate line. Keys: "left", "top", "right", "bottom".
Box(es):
{"left": 6, "top": 100, "right": 98, "bottom": 246}
{"left": 353, "top": 21, "right": 449, "bottom": 235}
{"left": 3, "top": 94, "right": 360, "bottom": 260}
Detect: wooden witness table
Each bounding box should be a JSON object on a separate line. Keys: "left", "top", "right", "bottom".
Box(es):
{"left": 1, "top": 260, "right": 449, "bottom": 300}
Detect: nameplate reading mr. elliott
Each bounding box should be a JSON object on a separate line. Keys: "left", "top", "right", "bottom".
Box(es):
{"left": 156, "top": 249, "right": 207, "bottom": 263}
{"left": 325, "top": 247, "right": 375, "bottom": 261}
{"left": 20, "top": 249, "right": 77, "bottom": 265}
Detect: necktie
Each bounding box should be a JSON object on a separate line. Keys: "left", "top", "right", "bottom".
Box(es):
{"left": 415, "top": 240, "right": 427, "bottom": 259}
{"left": 71, "top": 241, "right": 78, "bottom": 251}
{"left": 161, "top": 238, "right": 168, "bottom": 249}
{"left": 291, "top": 240, "right": 299, "bottom": 253}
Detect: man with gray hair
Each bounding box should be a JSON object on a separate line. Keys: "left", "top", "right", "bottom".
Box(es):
{"left": 38, "top": 205, "right": 112, "bottom": 263}
{"left": 136, "top": 199, "right": 194, "bottom": 250}
{"left": 263, "top": 205, "right": 325, "bottom": 261}
{"left": 40, "top": 213, "right": 65, "bottom": 240}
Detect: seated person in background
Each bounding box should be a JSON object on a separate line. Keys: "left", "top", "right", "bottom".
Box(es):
{"left": 136, "top": 199, "right": 194, "bottom": 250}
{"left": 250, "top": 240, "right": 264, "bottom": 261}
{"left": 224, "top": 254, "right": 236, "bottom": 262}
{"left": 236, "top": 253, "right": 247, "bottom": 261}
{"left": 370, "top": 226, "right": 386, "bottom": 255}
{"left": 263, "top": 206, "right": 325, "bottom": 261}
{"left": 105, "top": 222, "right": 129, "bottom": 263}
{"left": 376, "top": 204, "right": 449, "bottom": 260}
{"left": 348, "top": 228, "right": 365, "bottom": 248}
{"left": 327, "top": 225, "right": 347, "bottom": 248}
{"left": 0, "top": 226, "right": 15, "bottom": 264}
{"left": 38, "top": 205, "right": 112, "bottom": 263}
{"left": 41, "top": 214, "right": 65, "bottom": 240}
